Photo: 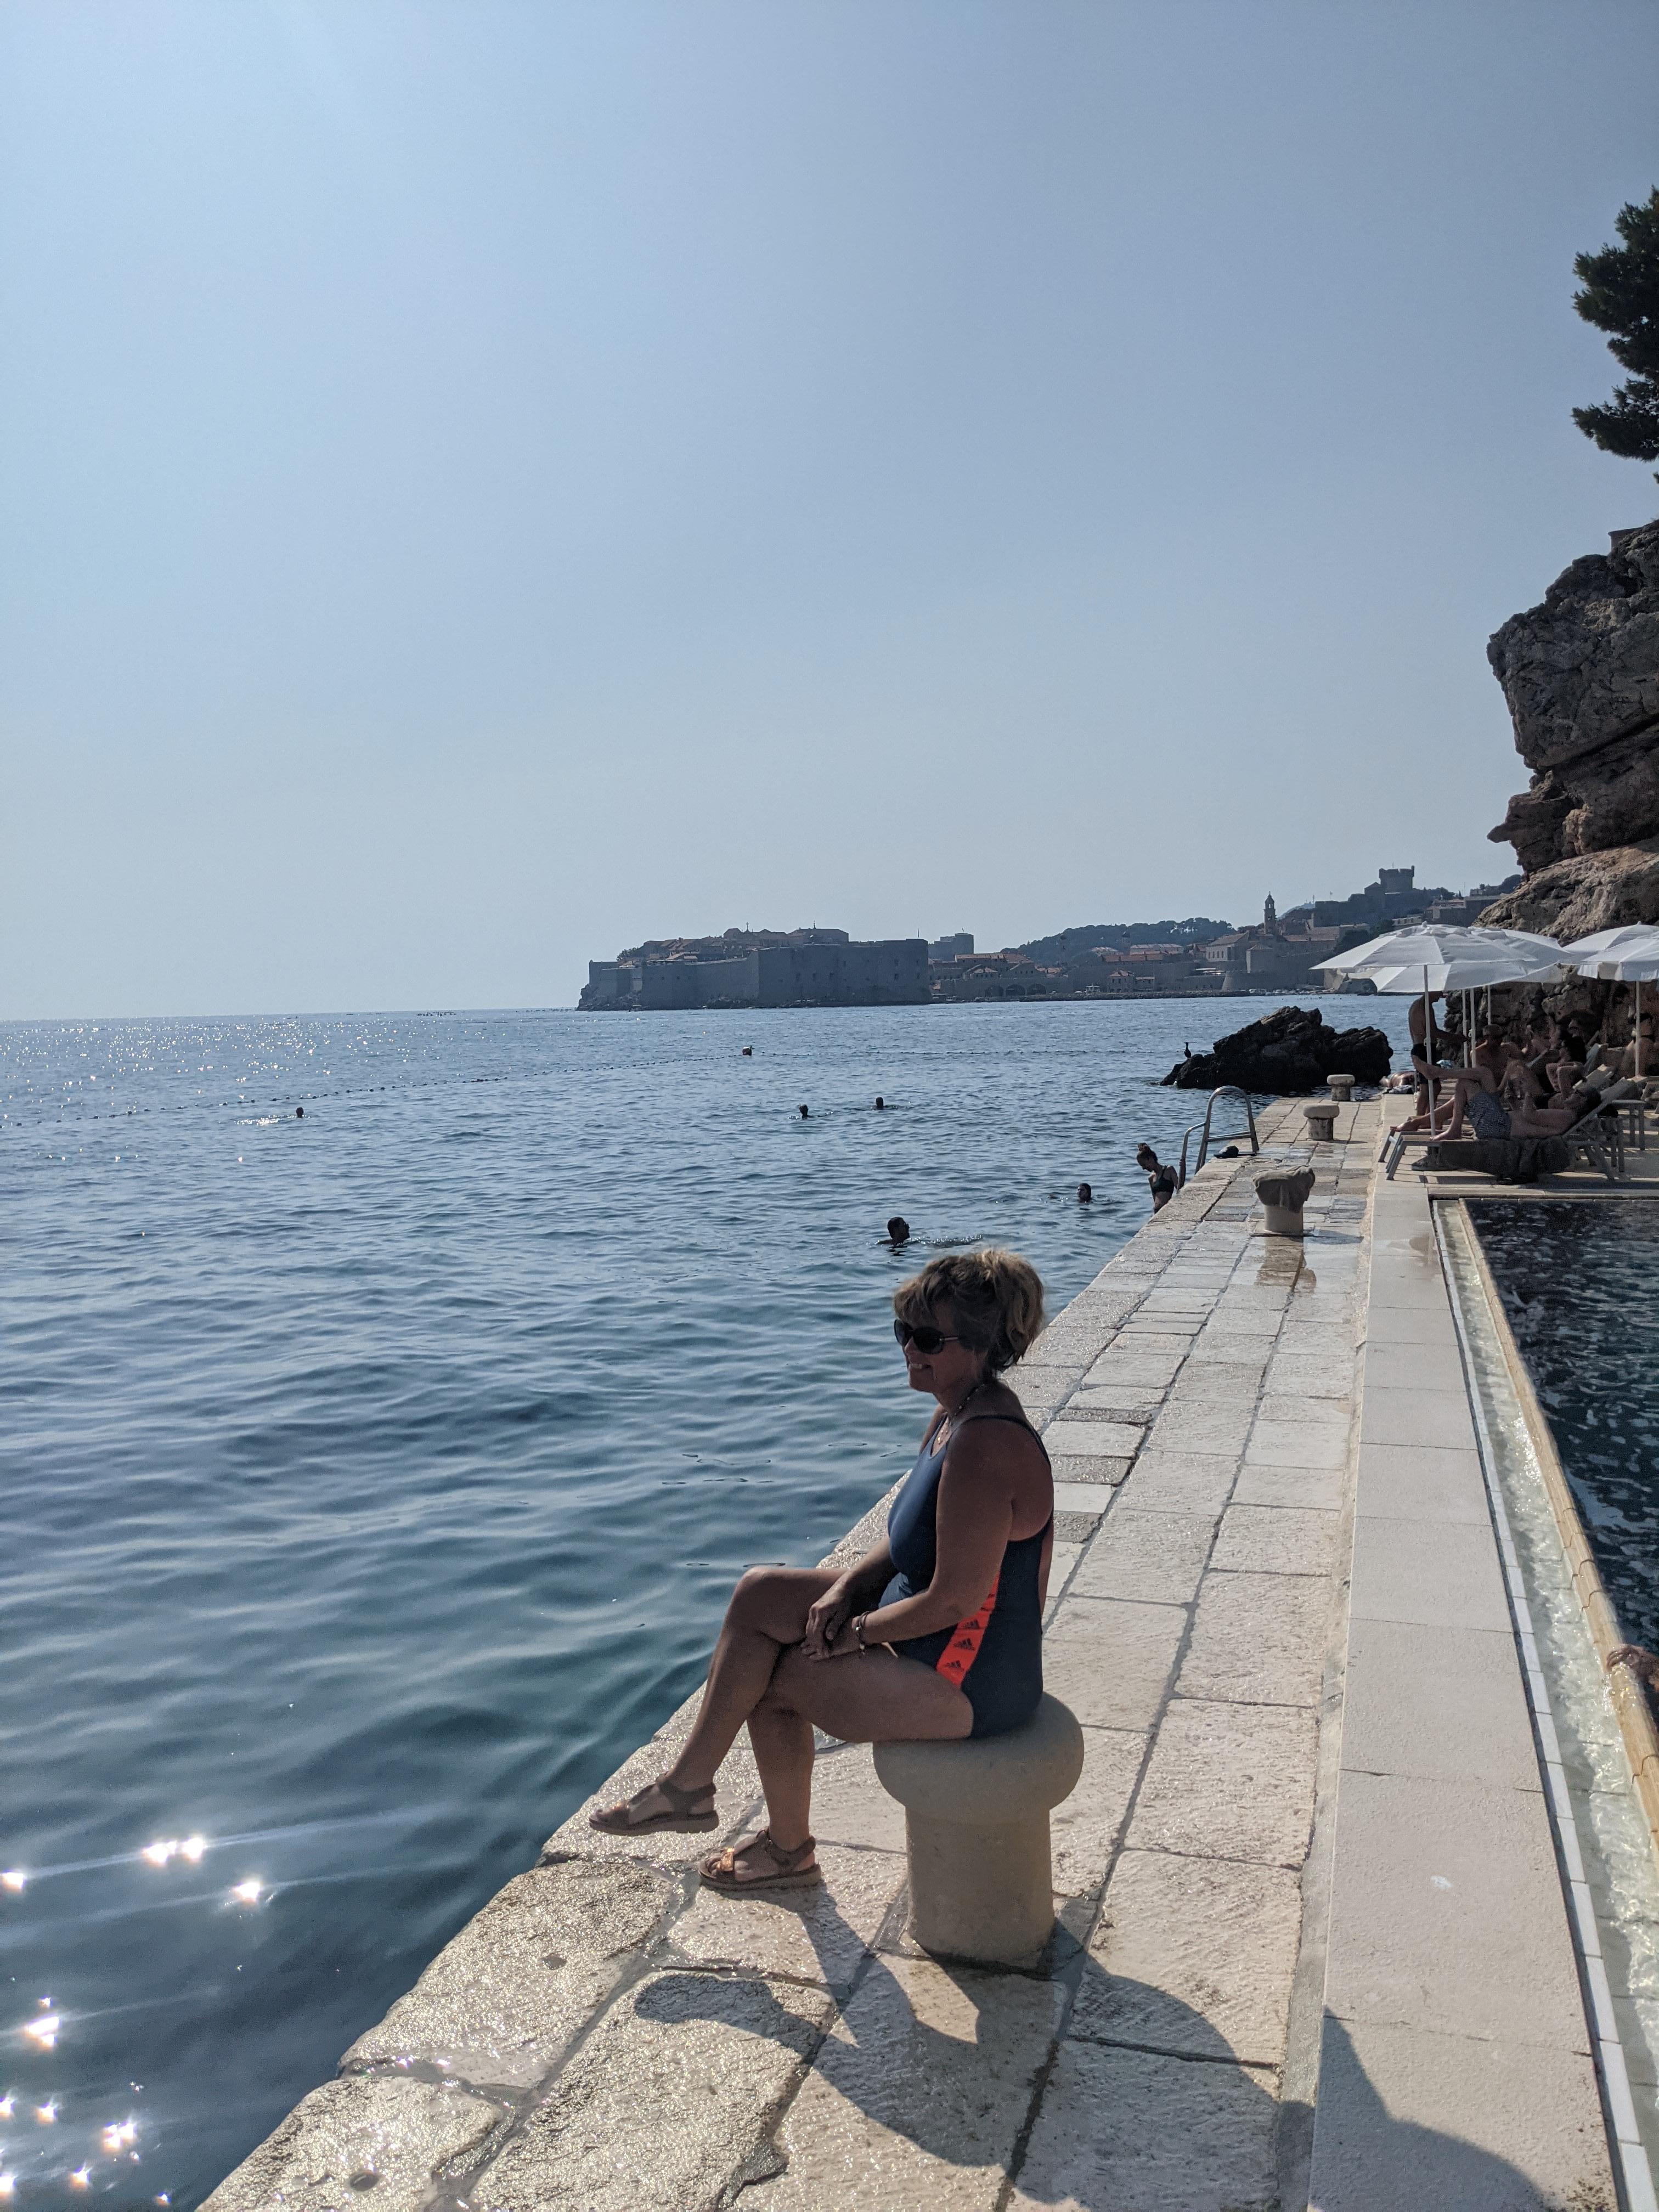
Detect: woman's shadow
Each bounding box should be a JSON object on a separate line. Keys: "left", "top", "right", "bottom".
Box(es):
{"left": 635, "top": 1888, "right": 1607, "bottom": 2209}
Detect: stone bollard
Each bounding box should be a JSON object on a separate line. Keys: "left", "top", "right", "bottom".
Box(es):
{"left": 1255, "top": 1165, "right": 1316, "bottom": 1237}
{"left": 873, "top": 1695, "right": 1084, "bottom": 1967}
{"left": 1327, "top": 1072, "right": 1355, "bottom": 1102}
{"left": 1304, "top": 1101, "right": 1339, "bottom": 1142}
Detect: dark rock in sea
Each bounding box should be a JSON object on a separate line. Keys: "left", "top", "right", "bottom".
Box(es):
{"left": 1163, "top": 1006, "right": 1391, "bottom": 1094}
{"left": 1485, "top": 520, "right": 1659, "bottom": 929}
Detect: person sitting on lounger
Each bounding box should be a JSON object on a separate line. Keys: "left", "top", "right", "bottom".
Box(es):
{"left": 1395, "top": 1029, "right": 1508, "bottom": 1138}
{"left": 1447, "top": 1074, "right": 1603, "bottom": 1145}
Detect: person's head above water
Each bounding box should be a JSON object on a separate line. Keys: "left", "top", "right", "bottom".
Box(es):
{"left": 874, "top": 1096, "right": 885, "bottom": 1110}
{"left": 893, "top": 1246, "right": 1045, "bottom": 1394}
{"left": 296, "top": 1106, "right": 304, "bottom": 1119}
{"left": 886, "top": 1216, "right": 910, "bottom": 1244}
{"left": 1077, "top": 1182, "right": 1092, "bottom": 1203}
{"left": 798, "top": 1103, "right": 809, "bottom": 1118}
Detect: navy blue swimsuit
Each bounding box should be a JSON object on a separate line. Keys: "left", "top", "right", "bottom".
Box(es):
{"left": 882, "top": 1412, "right": 1052, "bottom": 1739}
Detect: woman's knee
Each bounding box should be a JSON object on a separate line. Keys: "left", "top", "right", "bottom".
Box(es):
{"left": 727, "top": 1564, "right": 789, "bottom": 1627}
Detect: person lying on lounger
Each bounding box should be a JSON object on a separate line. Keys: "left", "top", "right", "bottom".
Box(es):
{"left": 1444, "top": 1070, "right": 1604, "bottom": 1144}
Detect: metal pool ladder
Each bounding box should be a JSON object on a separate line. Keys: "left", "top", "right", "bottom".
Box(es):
{"left": 1177, "top": 1087, "right": 1260, "bottom": 1188}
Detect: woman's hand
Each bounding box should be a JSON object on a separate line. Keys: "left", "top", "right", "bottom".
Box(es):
{"left": 806, "top": 1616, "right": 867, "bottom": 1662}
{"left": 802, "top": 1577, "right": 854, "bottom": 1660}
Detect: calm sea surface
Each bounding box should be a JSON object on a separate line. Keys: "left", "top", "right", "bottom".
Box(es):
{"left": 1, "top": 996, "right": 1410, "bottom": 2206}
{"left": 1470, "top": 1197, "right": 1659, "bottom": 1651}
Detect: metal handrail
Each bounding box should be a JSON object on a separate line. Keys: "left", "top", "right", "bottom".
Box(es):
{"left": 1176, "top": 1122, "right": 1204, "bottom": 1187}
{"left": 1176, "top": 1087, "right": 1261, "bottom": 1187}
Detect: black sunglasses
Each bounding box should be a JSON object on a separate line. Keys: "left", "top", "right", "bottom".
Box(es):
{"left": 894, "top": 1319, "right": 961, "bottom": 1355}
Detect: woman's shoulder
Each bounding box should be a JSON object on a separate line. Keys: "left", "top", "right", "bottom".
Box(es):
{"left": 949, "top": 1393, "right": 1047, "bottom": 1459}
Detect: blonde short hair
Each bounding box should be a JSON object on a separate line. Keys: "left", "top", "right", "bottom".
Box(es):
{"left": 893, "top": 1248, "right": 1046, "bottom": 1375}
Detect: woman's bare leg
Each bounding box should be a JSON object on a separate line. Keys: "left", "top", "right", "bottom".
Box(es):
{"left": 1444, "top": 1068, "right": 1499, "bottom": 1139}
{"left": 661, "top": 1567, "right": 839, "bottom": 1793}
{"left": 712, "top": 1645, "right": 972, "bottom": 1875}
{"left": 743, "top": 1700, "right": 818, "bottom": 1855}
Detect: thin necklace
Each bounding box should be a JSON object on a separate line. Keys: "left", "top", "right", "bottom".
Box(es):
{"left": 940, "top": 1373, "right": 994, "bottom": 1443}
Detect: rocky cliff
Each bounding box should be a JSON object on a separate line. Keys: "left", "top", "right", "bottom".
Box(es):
{"left": 1483, "top": 520, "right": 1659, "bottom": 932}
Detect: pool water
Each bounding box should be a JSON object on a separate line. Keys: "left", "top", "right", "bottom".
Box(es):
{"left": 1468, "top": 1197, "right": 1659, "bottom": 1651}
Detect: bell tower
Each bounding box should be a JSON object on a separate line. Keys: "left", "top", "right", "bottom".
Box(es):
{"left": 1262, "top": 892, "right": 1278, "bottom": 937}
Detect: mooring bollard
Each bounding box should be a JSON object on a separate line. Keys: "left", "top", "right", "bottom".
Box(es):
{"left": 873, "top": 1694, "right": 1084, "bottom": 1967}
{"left": 1255, "top": 1165, "right": 1316, "bottom": 1237}
{"left": 1327, "top": 1072, "right": 1355, "bottom": 1103}
{"left": 1304, "top": 1101, "right": 1339, "bottom": 1142}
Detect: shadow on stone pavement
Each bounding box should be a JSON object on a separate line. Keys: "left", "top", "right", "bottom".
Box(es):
{"left": 635, "top": 1899, "right": 1598, "bottom": 2210}
{"left": 1305, "top": 2016, "right": 1616, "bottom": 2212}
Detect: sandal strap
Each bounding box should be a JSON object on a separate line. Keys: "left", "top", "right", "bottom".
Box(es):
{"left": 752, "top": 1828, "right": 816, "bottom": 1870}
{"left": 647, "top": 1778, "right": 714, "bottom": 1812}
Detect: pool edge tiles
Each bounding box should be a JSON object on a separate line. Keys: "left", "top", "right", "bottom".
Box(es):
{"left": 201, "top": 1097, "right": 1389, "bottom": 2212}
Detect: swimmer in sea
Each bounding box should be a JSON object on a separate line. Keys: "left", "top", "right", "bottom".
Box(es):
{"left": 875, "top": 1096, "right": 885, "bottom": 1110}
{"left": 885, "top": 1217, "right": 911, "bottom": 1246}
{"left": 296, "top": 1107, "right": 304, "bottom": 1119}
{"left": 1136, "top": 1143, "right": 1177, "bottom": 1212}
{"left": 1076, "top": 1182, "right": 1092, "bottom": 1204}
{"left": 799, "top": 1104, "right": 810, "bottom": 1119}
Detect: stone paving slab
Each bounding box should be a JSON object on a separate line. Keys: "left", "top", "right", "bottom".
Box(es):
{"left": 1133, "top": 1697, "right": 1320, "bottom": 1866}
{"left": 1009, "top": 2041, "right": 1280, "bottom": 2212}
{"left": 1177, "top": 1567, "right": 1329, "bottom": 1707}
{"left": 1075, "top": 1848, "right": 1304, "bottom": 2065}
{"left": 1066, "top": 1505, "right": 1217, "bottom": 1605}
{"left": 760, "top": 1959, "right": 1065, "bottom": 2211}
{"left": 1212, "top": 1500, "right": 1339, "bottom": 1577}
{"left": 204, "top": 2075, "right": 503, "bottom": 2212}
{"left": 342, "top": 1858, "right": 675, "bottom": 2087}
{"left": 476, "top": 1971, "right": 833, "bottom": 2212}
{"left": 1043, "top": 1594, "right": 1188, "bottom": 1728}
{"left": 1309, "top": 2015, "right": 1616, "bottom": 2211}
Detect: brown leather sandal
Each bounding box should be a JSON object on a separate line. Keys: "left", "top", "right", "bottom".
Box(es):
{"left": 588, "top": 1778, "right": 719, "bottom": 1835}
{"left": 700, "top": 1829, "right": 822, "bottom": 1893}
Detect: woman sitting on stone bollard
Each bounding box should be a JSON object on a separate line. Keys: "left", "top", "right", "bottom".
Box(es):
{"left": 590, "top": 1249, "right": 1053, "bottom": 1892}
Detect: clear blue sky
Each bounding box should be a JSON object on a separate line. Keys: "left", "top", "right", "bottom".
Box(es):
{"left": 4, "top": 1, "right": 1657, "bottom": 1017}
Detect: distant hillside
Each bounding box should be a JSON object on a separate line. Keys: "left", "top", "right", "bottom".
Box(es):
{"left": 1015, "top": 918, "right": 1233, "bottom": 964}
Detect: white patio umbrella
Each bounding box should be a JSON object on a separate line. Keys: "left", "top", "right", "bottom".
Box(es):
{"left": 1560, "top": 924, "right": 1659, "bottom": 1076}
{"left": 1314, "top": 926, "right": 1573, "bottom": 1115}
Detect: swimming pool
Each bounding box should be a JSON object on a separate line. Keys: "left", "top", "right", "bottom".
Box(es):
{"left": 1466, "top": 1197, "right": 1659, "bottom": 1651}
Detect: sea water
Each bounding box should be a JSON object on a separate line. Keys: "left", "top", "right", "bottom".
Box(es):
{"left": 0, "top": 996, "right": 1411, "bottom": 2205}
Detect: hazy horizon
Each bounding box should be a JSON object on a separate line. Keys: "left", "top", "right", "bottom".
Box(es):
{"left": 5, "top": 1, "right": 1657, "bottom": 1020}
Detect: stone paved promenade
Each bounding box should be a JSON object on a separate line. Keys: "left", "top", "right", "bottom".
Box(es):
{"left": 207, "top": 1099, "right": 1621, "bottom": 2212}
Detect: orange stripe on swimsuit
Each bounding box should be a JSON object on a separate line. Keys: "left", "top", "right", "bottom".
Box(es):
{"left": 934, "top": 1574, "right": 1002, "bottom": 1685}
